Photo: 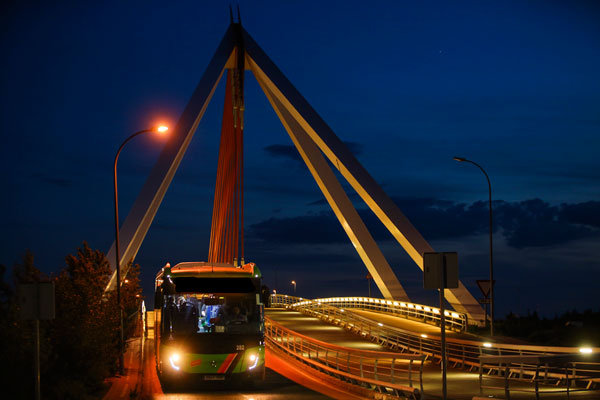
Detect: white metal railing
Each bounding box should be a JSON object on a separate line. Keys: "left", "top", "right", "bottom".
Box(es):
{"left": 478, "top": 355, "right": 600, "bottom": 397}
{"left": 270, "top": 294, "right": 467, "bottom": 331}
{"left": 265, "top": 316, "right": 424, "bottom": 399}
{"left": 315, "top": 296, "right": 466, "bottom": 332}
{"left": 269, "top": 294, "right": 600, "bottom": 387}
{"left": 270, "top": 293, "right": 306, "bottom": 307}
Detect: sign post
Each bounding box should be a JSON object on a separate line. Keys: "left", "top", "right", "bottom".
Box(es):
{"left": 477, "top": 279, "right": 495, "bottom": 330}
{"left": 424, "top": 252, "right": 458, "bottom": 400}
{"left": 18, "top": 282, "right": 55, "bottom": 400}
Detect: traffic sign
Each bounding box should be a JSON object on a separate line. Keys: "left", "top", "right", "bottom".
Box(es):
{"left": 18, "top": 282, "right": 55, "bottom": 320}
{"left": 476, "top": 279, "right": 494, "bottom": 298}
{"left": 423, "top": 252, "right": 458, "bottom": 289}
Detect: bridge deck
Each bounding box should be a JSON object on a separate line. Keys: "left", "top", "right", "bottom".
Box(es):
{"left": 350, "top": 309, "right": 479, "bottom": 340}
{"left": 267, "top": 308, "right": 389, "bottom": 351}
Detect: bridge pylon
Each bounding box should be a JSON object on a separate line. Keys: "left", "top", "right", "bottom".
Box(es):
{"left": 105, "top": 21, "right": 485, "bottom": 324}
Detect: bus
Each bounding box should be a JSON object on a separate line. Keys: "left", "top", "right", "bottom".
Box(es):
{"left": 154, "top": 261, "right": 265, "bottom": 384}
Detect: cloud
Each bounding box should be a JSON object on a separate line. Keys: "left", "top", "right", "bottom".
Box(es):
{"left": 247, "top": 198, "right": 600, "bottom": 249}
{"left": 495, "top": 199, "right": 597, "bottom": 248}
{"left": 247, "top": 212, "right": 345, "bottom": 244}
{"left": 263, "top": 141, "right": 364, "bottom": 164}
{"left": 29, "top": 172, "right": 72, "bottom": 188}
{"left": 263, "top": 144, "right": 302, "bottom": 162}
{"left": 560, "top": 201, "right": 600, "bottom": 228}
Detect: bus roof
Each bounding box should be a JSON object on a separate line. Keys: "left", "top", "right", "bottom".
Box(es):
{"left": 155, "top": 261, "right": 261, "bottom": 282}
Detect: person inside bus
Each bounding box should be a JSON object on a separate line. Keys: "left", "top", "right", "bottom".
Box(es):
{"left": 181, "top": 296, "right": 199, "bottom": 333}
{"left": 170, "top": 296, "right": 198, "bottom": 334}
{"left": 226, "top": 305, "right": 247, "bottom": 324}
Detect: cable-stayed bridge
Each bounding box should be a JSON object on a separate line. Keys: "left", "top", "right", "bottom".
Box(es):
{"left": 103, "top": 18, "right": 599, "bottom": 399}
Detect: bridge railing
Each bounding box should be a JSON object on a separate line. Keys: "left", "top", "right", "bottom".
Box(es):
{"left": 270, "top": 294, "right": 600, "bottom": 385}
{"left": 270, "top": 294, "right": 306, "bottom": 307}
{"left": 478, "top": 354, "right": 600, "bottom": 397}
{"left": 313, "top": 296, "right": 466, "bottom": 332}
{"left": 270, "top": 294, "right": 467, "bottom": 332}
{"left": 265, "top": 316, "right": 424, "bottom": 399}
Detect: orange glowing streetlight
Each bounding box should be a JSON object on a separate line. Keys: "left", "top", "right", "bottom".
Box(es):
{"left": 291, "top": 280, "right": 296, "bottom": 294}
{"left": 113, "top": 125, "right": 168, "bottom": 374}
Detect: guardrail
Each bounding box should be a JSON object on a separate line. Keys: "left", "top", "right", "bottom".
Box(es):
{"left": 478, "top": 354, "right": 600, "bottom": 398}
{"left": 265, "top": 316, "right": 424, "bottom": 399}
{"left": 270, "top": 294, "right": 467, "bottom": 332}
{"left": 317, "top": 296, "right": 467, "bottom": 332}
{"left": 270, "top": 293, "right": 600, "bottom": 389}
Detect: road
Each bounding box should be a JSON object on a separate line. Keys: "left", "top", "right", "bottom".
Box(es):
{"left": 104, "top": 335, "right": 335, "bottom": 399}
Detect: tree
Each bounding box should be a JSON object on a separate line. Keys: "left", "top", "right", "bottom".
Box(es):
{"left": 0, "top": 245, "right": 144, "bottom": 399}
{"left": 0, "top": 251, "right": 46, "bottom": 399}
{"left": 45, "top": 242, "right": 120, "bottom": 398}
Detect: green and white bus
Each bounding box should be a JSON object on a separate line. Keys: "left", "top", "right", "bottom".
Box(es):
{"left": 154, "top": 262, "right": 265, "bottom": 384}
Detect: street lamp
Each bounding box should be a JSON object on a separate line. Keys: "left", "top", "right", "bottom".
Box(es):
{"left": 453, "top": 156, "right": 494, "bottom": 336}
{"left": 291, "top": 280, "right": 296, "bottom": 294}
{"left": 114, "top": 125, "right": 168, "bottom": 374}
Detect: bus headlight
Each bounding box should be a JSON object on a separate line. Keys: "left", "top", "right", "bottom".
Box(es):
{"left": 169, "top": 352, "right": 181, "bottom": 371}
{"left": 248, "top": 353, "right": 259, "bottom": 370}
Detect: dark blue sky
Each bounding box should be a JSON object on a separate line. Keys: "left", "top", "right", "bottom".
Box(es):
{"left": 1, "top": 1, "right": 599, "bottom": 317}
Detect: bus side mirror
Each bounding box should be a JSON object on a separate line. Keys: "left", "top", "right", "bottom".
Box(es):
{"left": 154, "top": 287, "right": 163, "bottom": 309}
{"left": 256, "top": 304, "right": 264, "bottom": 321}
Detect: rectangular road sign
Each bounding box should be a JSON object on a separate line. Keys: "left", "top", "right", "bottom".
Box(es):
{"left": 17, "top": 282, "right": 55, "bottom": 320}
{"left": 18, "top": 284, "right": 37, "bottom": 320}
{"left": 423, "top": 252, "right": 458, "bottom": 289}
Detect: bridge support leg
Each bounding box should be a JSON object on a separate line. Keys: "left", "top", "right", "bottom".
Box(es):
{"left": 256, "top": 78, "right": 409, "bottom": 301}
{"left": 244, "top": 28, "right": 484, "bottom": 322}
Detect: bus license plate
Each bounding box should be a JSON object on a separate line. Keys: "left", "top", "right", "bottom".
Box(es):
{"left": 204, "top": 375, "right": 225, "bottom": 381}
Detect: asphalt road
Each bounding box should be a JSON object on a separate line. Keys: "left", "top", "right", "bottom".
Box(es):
{"left": 103, "top": 335, "right": 332, "bottom": 400}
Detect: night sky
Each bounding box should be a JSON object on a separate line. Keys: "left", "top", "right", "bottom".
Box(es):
{"left": 2, "top": 1, "right": 599, "bottom": 317}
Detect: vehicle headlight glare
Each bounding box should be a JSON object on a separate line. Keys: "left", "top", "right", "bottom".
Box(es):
{"left": 169, "top": 352, "right": 181, "bottom": 371}
{"left": 248, "top": 353, "right": 259, "bottom": 370}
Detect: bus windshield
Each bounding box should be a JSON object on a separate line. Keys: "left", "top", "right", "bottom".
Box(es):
{"left": 162, "top": 292, "right": 260, "bottom": 337}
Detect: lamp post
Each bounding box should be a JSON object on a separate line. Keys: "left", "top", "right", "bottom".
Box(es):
{"left": 291, "top": 280, "right": 296, "bottom": 295}
{"left": 114, "top": 125, "right": 168, "bottom": 374}
{"left": 453, "top": 156, "right": 494, "bottom": 336}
